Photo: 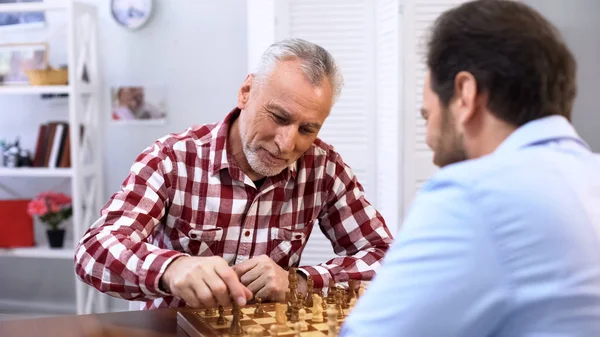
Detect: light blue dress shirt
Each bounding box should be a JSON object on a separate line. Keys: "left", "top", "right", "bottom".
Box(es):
{"left": 341, "top": 116, "right": 600, "bottom": 337}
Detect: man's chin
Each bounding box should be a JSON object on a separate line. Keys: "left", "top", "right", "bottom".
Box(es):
{"left": 433, "top": 151, "right": 467, "bottom": 168}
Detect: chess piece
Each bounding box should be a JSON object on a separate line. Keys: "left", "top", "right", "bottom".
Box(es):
{"left": 312, "top": 294, "right": 324, "bottom": 322}
{"left": 335, "top": 289, "right": 345, "bottom": 318}
{"left": 275, "top": 302, "right": 288, "bottom": 332}
{"left": 327, "top": 305, "right": 338, "bottom": 336}
{"left": 349, "top": 297, "right": 358, "bottom": 313}
{"left": 286, "top": 292, "right": 293, "bottom": 320}
{"left": 216, "top": 305, "right": 226, "bottom": 325}
{"left": 248, "top": 326, "right": 262, "bottom": 337}
{"left": 204, "top": 307, "right": 216, "bottom": 316}
{"left": 305, "top": 276, "right": 314, "bottom": 308}
{"left": 358, "top": 283, "right": 366, "bottom": 298}
{"left": 327, "top": 279, "right": 336, "bottom": 304}
{"left": 348, "top": 279, "right": 357, "bottom": 301}
{"left": 343, "top": 291, "right": 350, "bottom": 309}
{"left": 298, "top": 308, "right": 308, "bottom": 331}
{"left": 254, "top": 297, "right": 266, "bottom": 317}
{"left": 290, "top": 298, "right": 300, "bottom": 323}
{"left": 294, "top": 321, "right": 302, "bottom": 336}
{"left": 270, "top": 324, "right": 279, "bottom": 336}
{"left": 229, "top": 301, "right": 243, "bottom": 336}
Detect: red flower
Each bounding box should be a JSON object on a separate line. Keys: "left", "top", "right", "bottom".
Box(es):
{"left": 27, "top": 199, "right": 48, "bottom": 216}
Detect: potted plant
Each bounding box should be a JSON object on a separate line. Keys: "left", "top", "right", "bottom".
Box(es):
{"left": 27, "top": 192, "right": 73, "bottom": 248}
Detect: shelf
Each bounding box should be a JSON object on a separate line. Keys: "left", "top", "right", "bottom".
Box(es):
{"left": 0, "top": 168, "right": 73, "bottom": 178}
{"left": 0, "top": 85, "right": 71, "bottom": 95}
{"left": 0, "top": 245, "right": 74, "bottom": 260}
{"left": 0, "top": 0, "right": 69, "bottom": 13}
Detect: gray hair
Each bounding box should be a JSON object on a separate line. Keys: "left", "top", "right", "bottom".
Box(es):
{"left": 253, "top": 38, "right": 344, "bottom": 103}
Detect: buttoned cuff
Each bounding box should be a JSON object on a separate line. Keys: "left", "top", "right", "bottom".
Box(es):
{"left": 297, "top": 265, "right": 333, "bottom": 289}
{"left": 139, "top": 249, "right": 189, "bottom": 297}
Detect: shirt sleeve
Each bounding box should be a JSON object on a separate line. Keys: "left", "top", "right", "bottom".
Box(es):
{"left": 340, "top": 177, "right": 510, "bottom": 337}
{"left": 74, "top": 141, "right": 187, "bottom": 301}
{"left": 297, "top": 150, "right": 394, "bottom": 289}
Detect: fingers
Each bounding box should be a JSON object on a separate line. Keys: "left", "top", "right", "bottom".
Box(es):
{"left": 232, "top": 258, "right": 259, "bottom": 277}
{"left": 216, "top": 262, "right": 251, "bottom": 306}
{"left": 192, "top": 279, "right": 217, "bottom": 309}
{"left": 203, "top": 269, "right": 232, "bottom": 307}
{"left": 238, "top": 263, "right": 263, "bottom": 286}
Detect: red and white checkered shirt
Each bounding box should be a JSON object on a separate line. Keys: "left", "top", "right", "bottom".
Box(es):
{"left": 74, "top": 109, "right": 393, "bottom": 309}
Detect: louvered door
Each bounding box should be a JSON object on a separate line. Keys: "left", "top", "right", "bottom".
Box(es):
{"left": 401, "top": 0, "right": 469, "bottom": 213}
{"left": 275, "top": 0, "right": 377, "bottom": 265}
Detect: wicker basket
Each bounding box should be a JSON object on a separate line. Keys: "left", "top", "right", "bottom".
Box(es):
{"left": 25, "top": 67, "right": 68, "bottom": 86}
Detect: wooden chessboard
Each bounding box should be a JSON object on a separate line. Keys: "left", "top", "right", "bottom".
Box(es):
{"left": 177, "top": 302, "right": 346, "bottom": 337}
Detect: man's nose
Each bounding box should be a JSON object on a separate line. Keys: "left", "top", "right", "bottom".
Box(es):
{"left": 276, "top": 125, "right": 296, "bottom": 155}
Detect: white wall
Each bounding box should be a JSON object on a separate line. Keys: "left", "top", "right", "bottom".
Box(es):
{"left": 524, "top": 0, "right": 600, "bottom": 152}
{"left": 0, "top": 0, "right": 247, "bottom": 313}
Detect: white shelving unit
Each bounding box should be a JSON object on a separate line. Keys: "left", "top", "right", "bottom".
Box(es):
{"left": 0, "top": 0, "right": 104, "bottom": 315}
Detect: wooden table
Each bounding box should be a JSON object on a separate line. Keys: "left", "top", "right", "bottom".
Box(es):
{"left": 0, "top": 308, "right": 191, "bottom": 337}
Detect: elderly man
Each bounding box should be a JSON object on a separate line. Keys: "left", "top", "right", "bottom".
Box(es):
{"left": 75, "top": 38, "right": 393, "bottom": 310}
{"left": 342, "top": 1, "right": 600, "bottom": 336}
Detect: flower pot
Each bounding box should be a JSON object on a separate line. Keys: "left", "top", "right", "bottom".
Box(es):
{"left": 46, "top": 229, "right": 65, "bottom": 248}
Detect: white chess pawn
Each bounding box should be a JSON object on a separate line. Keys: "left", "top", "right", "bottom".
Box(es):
{"left": 269, "top": 324, "right": 279, "bottom": 336}
{"left": 327, "top": 305, "right": 338, "bottom": 336}
{"left": 298, "top": 308, "right": 309, "bottom": 331}
{"left": 247, "top": 326, "right": 262, "bottom": 337}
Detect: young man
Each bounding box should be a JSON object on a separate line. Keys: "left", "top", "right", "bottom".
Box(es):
{"left": 74, "top": 38, "right": 393, "bottom": 310}
{"left": 342, "top": 1, "right": 600, "bottom": 336}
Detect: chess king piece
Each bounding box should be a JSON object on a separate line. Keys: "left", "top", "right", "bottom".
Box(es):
{"left": 335, "top": 289, "right": 345, "bottom": 318}
{"left": 229, "top": 301, "right": 243, "bottom": 336}
{"left": 312, "top": 293, "right": 324, "bottom": 322}
{"left": 254, "top": 297, "right": 266, "bottom": 318}
{"left": 275, "top": 302, "right": 288, "bottom": 332}
{"left": 216, "top": 305, "right": 226, "bottom": 325}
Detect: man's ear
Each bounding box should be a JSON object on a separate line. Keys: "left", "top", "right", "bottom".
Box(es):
{"left": 451, "top": 71, "right": 478, "bottom": 127}
{"left": 237, "top": 74, "right": 254, "bottom": 110}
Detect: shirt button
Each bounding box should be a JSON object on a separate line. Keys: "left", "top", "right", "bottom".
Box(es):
{"left": 295, "top": 234, "right": 302, "bottom": 240}
{"left": 245, "top": 230, "right": 251, "bottom": 237}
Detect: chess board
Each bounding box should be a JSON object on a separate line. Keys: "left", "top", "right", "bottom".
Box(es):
{"left": 177, "top": 302, "right": 346, "bottom": 337}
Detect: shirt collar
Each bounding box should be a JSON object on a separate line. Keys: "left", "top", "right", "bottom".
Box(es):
{"left": 494, "top": 115, "right": 590, "bottom": 155}
{"left": 208, "top": 108, "right": 298, "bottom": 181}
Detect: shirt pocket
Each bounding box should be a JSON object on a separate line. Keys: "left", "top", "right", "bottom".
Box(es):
{"left": 269, "top": 226, "right": 309, "bottom": 267}
{"left": 174, "top": 218, "right": 224, "bottom": 256}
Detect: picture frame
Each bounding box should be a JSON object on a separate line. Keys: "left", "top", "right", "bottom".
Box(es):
{"left": 110, "top": 85, "right": 167, "bottom": 124}
{"left": 0, "top": 43, "right": 48, "bottom": 85}
{"left": 0, "top": 0, "right": 46, "bottom": 32}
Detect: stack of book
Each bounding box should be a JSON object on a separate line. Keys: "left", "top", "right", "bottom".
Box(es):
{"left": 32, "top": 121, "right": 72, "bottom": 168}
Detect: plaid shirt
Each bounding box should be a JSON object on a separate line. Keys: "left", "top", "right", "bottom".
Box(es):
{"left": 74, "top": 109, "right": 393, "bottom": 309}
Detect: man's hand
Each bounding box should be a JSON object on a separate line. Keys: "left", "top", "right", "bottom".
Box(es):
{"left": 161, "top": 256, "right": 252, "bottom": 308}
{"left": 232, "top": 255, "right": 307, "bottom": 301}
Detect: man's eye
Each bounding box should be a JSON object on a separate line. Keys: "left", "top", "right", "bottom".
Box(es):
{"left": 299, "top": 127, "right": 315, "bottom": 135}
{"left": 272, "top": 114, "right": 286, "bottom": 124}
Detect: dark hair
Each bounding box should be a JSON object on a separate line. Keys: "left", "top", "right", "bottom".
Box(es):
{"left": 427, "top": 0, "right": 576, "bottom": 126}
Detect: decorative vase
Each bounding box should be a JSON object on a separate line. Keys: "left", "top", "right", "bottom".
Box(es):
{"left": 46, "top": 229, "right": 65, "bottom": 248}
